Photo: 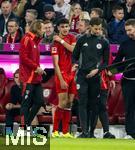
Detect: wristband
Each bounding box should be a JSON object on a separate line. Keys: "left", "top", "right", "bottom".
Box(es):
{"left": 60, "top": 39, "right": 65, "bottom": 44}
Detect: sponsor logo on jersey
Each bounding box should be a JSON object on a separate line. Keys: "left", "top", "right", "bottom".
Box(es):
{"left": 51, "top": 47, "right": 57, "bottom": 53}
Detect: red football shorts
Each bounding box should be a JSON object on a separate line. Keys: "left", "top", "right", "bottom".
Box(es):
{"left": 55, "top": 72, "right": 77, "bottom": 94}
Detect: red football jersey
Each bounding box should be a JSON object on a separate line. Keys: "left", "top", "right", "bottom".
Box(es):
{"left": 51, "top": 34, "right": 76, "bottom": 73}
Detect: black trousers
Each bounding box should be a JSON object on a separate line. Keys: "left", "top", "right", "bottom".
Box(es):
{"left": 6, "top": 109, "right": 20, "bottom": 127}
{"left": 121, "top": 79, "right": 135, "bottom": 136}
{"left": 20, "top": 83, "right": 44, "bottom": 126}
{"left": 76, "top": 70, "right": 100, "bottom": 133}
{"left": 85, "top": 89, "right": 110, "bottom": 134}
{"left": 97, "top": 89, "right": 109, "bottom": 133}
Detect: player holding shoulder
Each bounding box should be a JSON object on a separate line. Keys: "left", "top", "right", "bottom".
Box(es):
{"left": 51, "top": 18, "right": 76, "bottom": 138}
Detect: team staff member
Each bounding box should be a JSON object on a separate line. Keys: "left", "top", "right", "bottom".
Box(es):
{"left": 19, "top": 19, "right": 46, "bottom": 126}
{"left": 72, "top": 17, "right": 110, "bottom": 138}
{"left": 92, "top": 28, "right": 115, "bottom": 139}
{"left": 113, "top": 19, "right": 135, "bottom": 139}
{"left": 51, "top": 18, "right": 76, "bottom": 138}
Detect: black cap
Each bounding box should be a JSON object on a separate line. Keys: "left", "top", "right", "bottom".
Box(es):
{"left": 44, "top": 4, "right": 55, "bottom": 13}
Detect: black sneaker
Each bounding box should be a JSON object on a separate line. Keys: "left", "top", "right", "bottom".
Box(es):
{"left": 89, "top": 133, "right": 96, "bottom": 138}
{"left": 103, "top": 132, "right": 115, "bottom": 139}
{"left": 130, "top": 134, "right": 135, "bottom": 139}
{"left": 77, "top": 132, "right": 89, "bottom": 138}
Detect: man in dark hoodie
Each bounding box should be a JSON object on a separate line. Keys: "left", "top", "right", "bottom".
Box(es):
{"left": 22, "top": 0, "right": 45, "bottom": 19}
{"left": 43, "top": 4, "right": 64, "bottom": 29}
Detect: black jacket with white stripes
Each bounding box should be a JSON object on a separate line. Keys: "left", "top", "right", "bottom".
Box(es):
{"left": 72, "top": 34, "right": 110, "bottom": 74}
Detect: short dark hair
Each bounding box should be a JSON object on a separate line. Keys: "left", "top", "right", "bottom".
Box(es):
{"left": 13, "top": 69, "right": 19, "bottom": 77}
{"left": 57, "top": 18, "right": 69, "bottom": 26}
{"left": 44, "top": 4, "right": 55, "bottom": 13}
{"left": 125, "top": 19, "right": 135, "bottom": 26}
{"left": 0, "top": 68, "right": 5, "bottom": 75}
{"left": 7, "top": 18, "right": 19, "bottom": 26}
{"left": 91, "top": 8, "right": 103, "bottom": 18}
{"left": 89, "top": 17, "right": 102, "bottom": 26}
{"left": 112, "top": 5, "right": 123, "bottom": 13}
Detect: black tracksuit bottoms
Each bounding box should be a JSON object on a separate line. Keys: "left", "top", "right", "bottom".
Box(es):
{"left": 20, "top": 83, "right": 44, "bottom": 126}
{"left": 77, "top": 70, "right": 100, "bottom": 133}
{"left": 121, "top": 79, "right": 135, "bottom": 136}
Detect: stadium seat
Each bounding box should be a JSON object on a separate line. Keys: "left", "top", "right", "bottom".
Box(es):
{"left": 107, "top": 80, "right": 125, "bottom": 124}
{"left": 0, "top": 68, "right": 8, "bottom": 99}
{"left": 0, "top": 79, "right": 15, "bottom": 113}
{"left": 42, "top": 74, "right": 58, "bottom": 105}
{"left": 0, "top": 74, "right": 77, "bottom": 124}
{"left": 113, "top": 89, "right": 125, "bottom": 124}
{"left": 107, "top": 81, "right": 124, "bottom": 124}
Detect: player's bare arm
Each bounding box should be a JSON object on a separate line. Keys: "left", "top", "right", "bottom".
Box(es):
{"left": 53, "top": 35, "right": 76, "bottom": 52}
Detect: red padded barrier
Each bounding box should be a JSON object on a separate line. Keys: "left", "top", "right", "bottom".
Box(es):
{"left": 107, "top": 81, "right": 121, "bottom": 116}
{"left": 0, "top": 80, "right": 15, "bottom": 113}
{"left": 113, "top": 88, "right": 125, "bottom": 124}
{"left": 107, "top": 81, "right": 125, "bottom": 124}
